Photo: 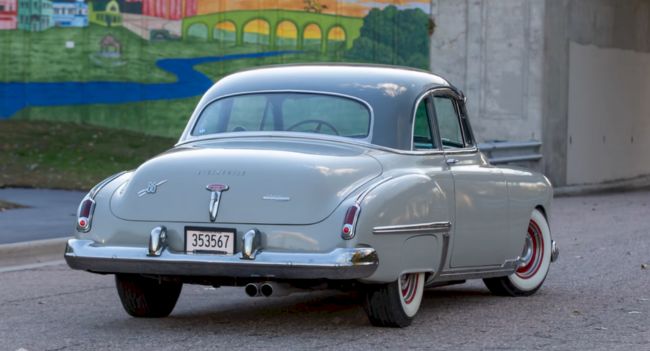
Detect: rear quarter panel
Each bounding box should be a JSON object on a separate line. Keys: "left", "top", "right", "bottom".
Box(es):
{"left": 502, "top": 166, "right": 553, "bottom": 259}
{"left": 351, "top": 161, "right": 454, "bottom": 283}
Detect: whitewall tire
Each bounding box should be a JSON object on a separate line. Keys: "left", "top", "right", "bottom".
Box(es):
{"left": 362, "top": 272, "right": 425, "bottom": 327}
{"left": 484, "top": 209, "right": 552, "bottom": 296}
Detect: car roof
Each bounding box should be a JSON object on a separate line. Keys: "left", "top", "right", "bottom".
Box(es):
{"left": 196, "top": 64, "right": 460, "bottom": 150}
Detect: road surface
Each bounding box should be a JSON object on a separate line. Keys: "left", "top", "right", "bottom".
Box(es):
{"left": 0, "top": 189, "right": 648, "bottom": 350}
{"left": 0, "top": 188, "right": 85, "bottom": 244}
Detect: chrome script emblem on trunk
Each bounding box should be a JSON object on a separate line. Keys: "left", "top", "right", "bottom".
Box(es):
{"left": 137, "top": 180, "right": 168, "bottom": 197}
{"left": 206, "top": 183, "right": 229, "bottom": 222}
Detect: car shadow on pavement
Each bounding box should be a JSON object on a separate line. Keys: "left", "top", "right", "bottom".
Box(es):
{"left": 93, "top": 285, "right": 498, "bottom": 332}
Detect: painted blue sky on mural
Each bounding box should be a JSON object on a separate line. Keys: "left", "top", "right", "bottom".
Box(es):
{"left": 0, "top": 51, "right": 298, "bottom": 119}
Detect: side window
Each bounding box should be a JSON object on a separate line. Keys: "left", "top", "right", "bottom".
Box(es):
{"left": 412, "top": 96, "right": 437, "bottom": 150}
{"left": 434, "top": 96, "right": 464, "bottom": 149}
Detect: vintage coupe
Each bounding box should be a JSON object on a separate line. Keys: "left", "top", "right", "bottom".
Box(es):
{"left": 65, "top": 65, "right": 558, "bottom": 327}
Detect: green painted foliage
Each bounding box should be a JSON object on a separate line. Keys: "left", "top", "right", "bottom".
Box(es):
{"left": 346, "top": 5, "right": 430, "bottom": 69}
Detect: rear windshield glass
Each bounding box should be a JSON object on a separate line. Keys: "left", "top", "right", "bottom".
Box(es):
{"left": 191, "top": 93, "right": 371, "bottom": 138}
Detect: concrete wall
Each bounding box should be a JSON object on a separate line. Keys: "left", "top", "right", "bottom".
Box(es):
{"left": 567, "top": 43, "right": 650, "bottom": 184}
{"left": 429, "top": 0, "right": 545, "bottom": 143}
{"left": 430, "top": 0, "right": 650, "bottom": 186}
{"left": 543, "top": 0, "right": 650, "bottom": 186}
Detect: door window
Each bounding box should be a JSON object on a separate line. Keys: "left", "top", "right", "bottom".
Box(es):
{"left": 412, "top": 96, "right": 437, "bottom": 150}
{"left": 434, "top": 97, "right": 464, "bottom": 149}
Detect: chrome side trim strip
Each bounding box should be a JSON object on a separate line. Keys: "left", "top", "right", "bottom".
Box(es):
{"left": 65, "top": 239, "right": 378, "bottom": 280}
{"left": 501, "top": 257, "right": 522, "bottom": 270}
{"left": 372, "top": 221, "right": 451, "bottom": 235}
{"left": 435, "top": 267, "right": 516, "bottom": 282}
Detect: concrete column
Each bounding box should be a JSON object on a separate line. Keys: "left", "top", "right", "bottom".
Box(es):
{"left": 541, "top": 0, "right": 570, "bottom": 186}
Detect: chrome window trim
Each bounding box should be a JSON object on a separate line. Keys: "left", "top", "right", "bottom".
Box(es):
{"left": 410, "top": 91, "right": 441, "bottom": 152}
{"left": 175, "top": 130, "right": 476, "bottom": 157}
{"left": 174, "top": 87, "right": 478, "bottom": 157}
{"left": 178, "top": 89, "right": 375, "bottom": 144}
{"left": 429, "top": 90, "right": 479, "bottom": 156}
{"left": 409, "top": 87, "right": 474, "bottom": 156}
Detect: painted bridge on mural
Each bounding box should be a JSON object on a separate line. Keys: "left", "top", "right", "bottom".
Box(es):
{"left": 182, "top": 10, "right": 362, "bottom": 52}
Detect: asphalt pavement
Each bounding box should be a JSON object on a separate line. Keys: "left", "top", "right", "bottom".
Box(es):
{"left": 0, "top": 189, "right": 648, "bottom": 350}
{"left": 0, "top": 188, "right": 85, "bottom": 244}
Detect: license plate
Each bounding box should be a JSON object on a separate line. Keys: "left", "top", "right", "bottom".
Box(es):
{"left": 185, "top": 227, "right": 235, "bottom": 255}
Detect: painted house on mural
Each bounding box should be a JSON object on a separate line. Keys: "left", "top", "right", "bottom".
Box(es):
{"left": 17, "top": 0, "right": 53, "bottom": 31}
{"left": 0, "top": 0, "right": 17, "bottom": 29}
{"left": 52, "top": 0, "right": 87, "bottom": 27}
{"left": 89, "top": 0, "right": 122, "bottom": 27}
{"left": 143, "top": 0, "right": 196, "bottom": 20}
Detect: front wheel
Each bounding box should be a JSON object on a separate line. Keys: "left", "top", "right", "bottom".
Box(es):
{"left": 484, "top": 209, "right": 552, "bottom": 296}
{"left": 115, "top": 274, "right": 182, "bottom": 318}
{"left": 362, "top": 272, "right": 425, "bottom": 327}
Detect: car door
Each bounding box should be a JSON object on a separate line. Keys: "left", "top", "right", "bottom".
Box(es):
{"left": 410, "top": 92, "right": 456, "bottom": 273}
{"left": 431, "top": 93, "right": 511, "bottom": 268}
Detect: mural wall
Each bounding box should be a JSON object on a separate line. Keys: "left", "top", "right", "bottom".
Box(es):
{"left": 0, "top": 0, "right": 432, "bottom": 137}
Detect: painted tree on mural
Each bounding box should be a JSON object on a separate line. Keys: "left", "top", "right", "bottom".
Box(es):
{"left": 346, "top": 5, "right": 430, "bottom": 69}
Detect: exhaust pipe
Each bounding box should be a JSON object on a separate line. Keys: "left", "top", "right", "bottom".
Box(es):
{"left": 259, "top": 282, "right": 302, "bottom": 297}
{"left": 244, "top": 283, "right": 261, "bottom": 297}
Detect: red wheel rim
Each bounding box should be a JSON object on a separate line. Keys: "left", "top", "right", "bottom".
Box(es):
{"left": 400, "top": 273, "right": 419, "bottom": 304}
{"left": 516, "top": 219, "right": 544, "bottom": 279}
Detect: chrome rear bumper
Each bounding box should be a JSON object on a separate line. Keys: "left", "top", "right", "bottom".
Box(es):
{"left": 64, "top": 239, "right": 378, "bottom": 280}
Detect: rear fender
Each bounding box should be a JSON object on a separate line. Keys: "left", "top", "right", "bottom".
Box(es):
{"left": 352, "top": 174, "right": 452, "bottom": 283}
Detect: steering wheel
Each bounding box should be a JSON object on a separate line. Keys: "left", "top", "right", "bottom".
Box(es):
{"left": 286, "top": 119, "right": 340, "bottom": 135}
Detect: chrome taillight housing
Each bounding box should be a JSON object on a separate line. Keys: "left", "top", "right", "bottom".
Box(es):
{"left": 76, "top": 196, "right": 96, "bottom": 232}
{"left": 341, "top": 204, "right": 361, "bottom": 240}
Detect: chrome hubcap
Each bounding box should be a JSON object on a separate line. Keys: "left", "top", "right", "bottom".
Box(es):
{"left": 399, "top": 273, "right": 419, "bottom": 305}
{"left": 516, "top": 219, "right": 544, "bottom": 279}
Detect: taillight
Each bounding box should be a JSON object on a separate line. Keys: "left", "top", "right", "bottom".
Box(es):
{"left": 341, "top": 204, "right": 360, "bottom": 240}
{"left": 77, "top": 197, "right": 95, "bottom": 232}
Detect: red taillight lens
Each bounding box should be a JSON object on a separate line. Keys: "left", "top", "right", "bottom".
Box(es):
{"left": 341, "top": 204, "right": 360, "bottom": 240}
{"left": 77, "top": 198, "right": 95, "bottom": 232}
{"left": 79, "top": 199, "right": 93, "bottom": 218}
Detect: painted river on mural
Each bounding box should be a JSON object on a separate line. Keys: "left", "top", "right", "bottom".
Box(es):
{"left": 0, "top": 50, "right": 298, "bottom": 119}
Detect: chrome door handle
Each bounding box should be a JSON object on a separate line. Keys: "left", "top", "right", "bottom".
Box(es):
{"left": 446, "top": 158, "right": 459, "bottom": 165}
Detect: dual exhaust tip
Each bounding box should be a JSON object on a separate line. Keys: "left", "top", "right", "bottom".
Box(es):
{"left": 245, "top": 282, "right": 298, "bottom": 298}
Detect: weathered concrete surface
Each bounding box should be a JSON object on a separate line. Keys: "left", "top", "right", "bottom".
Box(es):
{"left": 430, "top": 0, "right": 650, "bottom": 187}
{"left": 542, "top": 0, "right": 650, "bottom": 186}
{"left": 567, "top": 43, "right": 650, "bottom": 185}
{"left": 0, "top": 188, "right": 84, "bottom": 244}
{"left": 1, "top": 189, "right": 648, "bottom": 350}
{"left": 430, "top": 0, "right": 545, "bottom": 143}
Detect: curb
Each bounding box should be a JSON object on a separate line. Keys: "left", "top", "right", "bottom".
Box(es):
{"left": 0, "top": 237, "right": 69, "bottom": 265}
{"left": 554, "top": 175, "right": 650, "bottom": 197}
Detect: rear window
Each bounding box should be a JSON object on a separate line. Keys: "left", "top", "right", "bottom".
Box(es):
{"left": 192, "top": 93, "right": 371, "bottom": 139}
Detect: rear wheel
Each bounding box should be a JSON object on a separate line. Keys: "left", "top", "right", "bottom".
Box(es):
{"left": 484, "top": 209, "right": 552, "bottom": 296}
{"left": 115, "top": 274, "right": 182, "bottom": 318}
{"left": 362, "top": 272, "right": 425, "bottom": 327}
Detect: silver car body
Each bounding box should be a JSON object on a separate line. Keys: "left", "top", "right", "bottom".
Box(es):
{"left": 65, "top": 65, "right": 553, "bottom": 285}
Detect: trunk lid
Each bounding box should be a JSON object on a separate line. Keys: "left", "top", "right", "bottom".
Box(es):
{"left": 110, "top": 138, "right": 382, "bottom": 225}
